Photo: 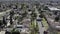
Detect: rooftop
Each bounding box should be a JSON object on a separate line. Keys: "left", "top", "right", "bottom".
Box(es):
{"left": 48, "top": 7, "right": 60, "bottom": 11}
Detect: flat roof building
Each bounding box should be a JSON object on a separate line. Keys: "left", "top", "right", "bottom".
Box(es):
{"left": 48, "top": 7, "right": 60, "bottom": 11}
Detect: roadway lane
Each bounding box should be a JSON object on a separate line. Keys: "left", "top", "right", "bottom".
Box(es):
{"left": 37, "top": 21, "right": 45, "bottom": 34}
{"left": 35, "top": 6, "right": 45, "bottom": 34}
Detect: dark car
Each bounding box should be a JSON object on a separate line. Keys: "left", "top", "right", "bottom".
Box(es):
{"left": 37, "top": 19, "right": 42, "bottom": 21}
{"left": 37, "top": 17, "right": 42, "bottom": 21}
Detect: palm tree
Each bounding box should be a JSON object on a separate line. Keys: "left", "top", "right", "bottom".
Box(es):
{"left": 38, "top": 7, "right": 41, "bottom": 11}
{"left": 31, "top": 9, "right": 37, "bottom": 21}
{"left": 10, "top": 11, "right": 14, "bottom": 25}
{"left": 0, "top": 20, "right": 3, "bottom": 26}
{"left": 21, "top": 3, "right": 25, "bottom": 9}
{"left": 3, "top": 16, "right": 7, "bottom": 26}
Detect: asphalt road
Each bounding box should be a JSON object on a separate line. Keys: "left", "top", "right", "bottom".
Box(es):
{"left": 35, "top": 7, "right": 45, "bottom": 34}
{"left": 38, "top": 21, "right": 45, "bottom": 34}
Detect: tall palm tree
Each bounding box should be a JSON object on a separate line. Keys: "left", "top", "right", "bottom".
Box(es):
{"left": 31, "top": 10, "right": 37, "bottom": 21}
{"left": 3, "top": 16, "right": 7, "bottom": 26}
{"left": 10, "top": 11, "right": 14, "bottom": 24}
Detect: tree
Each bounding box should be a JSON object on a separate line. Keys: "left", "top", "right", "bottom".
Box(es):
{"left": 12, "top": 31, "right": 20, "bottom": 34}
{"left": 43, "top": 6, "right": 49, "bottom": 10}
{"left": 38, "top": 7, "right": 41, "bottom": 11}
{"left": 55, "top": 16, "right": 59, "bottom": 22}
{"left": 54, "top": 12, "right": 57, "bottom": 15}
{"left": 5, "top": 31, "right": 11, "bottom": 34}
{"left": 26, "top": 5, "right": 29, "bottom": 8}
{"left": 13, "top": 4, "right": 18, "bottom": 9}
{"left": 10, "top": 11, "right": 14, "bottom": 24}
{"left": 31, "top": 12, "right": 37, "bottom": 21}
{"left": 39, "top": 13, "right": 44, "bottom": 18}
{"left": 34, "top": 2, "right": 40, "bottom": 9}
{"left": 11, "top": 28, "right": 20, "bottom": 34}
{"left": 50, "top": 1, "right": 53, "bottom": 3}
{"left": 3, "top": 16, "right": 7, "bottom": 25}
{"left": 21, "top": 3, "right": 25, "bottom": 9}
{"left": 9, "top": 4, "right": 12, "bottom": 8}
{"left": 0, "top": 20, "right": 3, "bottom": 26}
{"left": 22, "top": 11, "right": 27, "bottom": 17}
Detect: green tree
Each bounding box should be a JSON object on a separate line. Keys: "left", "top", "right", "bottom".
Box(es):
{"left": 55, "top": 16, "right": 59, "bottom": 22}
{"left": 11, "top": 28, "right": 20, "bottom": 34}
{"left": 0, "top": 20, "right": 3, "bottom": 26}
{"left": 21, "top": 3, "right": 25, "bottom": 9}
{"left": 10, "top": 11, "right": 14, "bottom": 25}
{"left": 31, "top": 9, "right": 37, "bottom": 21}
{"left": 43, "top": 6, "right": 49, "bottom": 10}
{"left": 38, "top": 7, "right": 41, "bottom": 11}
{"left": 22, "top": 11, "right": 27, "bottom": 17}
{"left": 3, "top": 16, "right": 7, "bottom": 26}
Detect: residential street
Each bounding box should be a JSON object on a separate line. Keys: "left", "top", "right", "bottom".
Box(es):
{"left": 35, "top": 7, "right": 45, "bottom": 34}
{"left": 37, "top": 21, "right": 45, "bottom": 34}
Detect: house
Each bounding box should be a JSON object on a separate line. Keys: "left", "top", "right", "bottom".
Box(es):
{"left": 48, "top": 7, "right": 60, "bottom": 11}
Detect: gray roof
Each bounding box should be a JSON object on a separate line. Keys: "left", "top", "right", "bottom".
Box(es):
{"left": 48, "top": 7, "right": 60, "bottom": 11}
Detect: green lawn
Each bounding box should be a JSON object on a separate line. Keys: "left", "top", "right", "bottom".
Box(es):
{"left": 30, "top": 20, "right": 39, "bottom": 34}
{"left": 42, "top": 18, "right": 49, "bottom": 31}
